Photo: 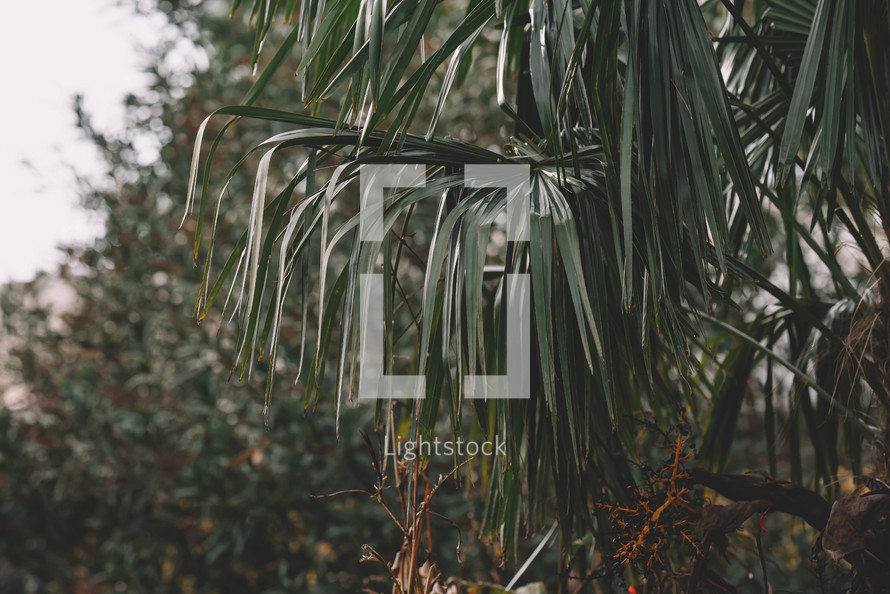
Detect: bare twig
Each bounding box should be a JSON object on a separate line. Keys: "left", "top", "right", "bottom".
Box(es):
{"left": 361, "top": 544, "right": 405, "bottom": 594}
{"left": 755, "top": 513, "right": 770, "bottom": 594}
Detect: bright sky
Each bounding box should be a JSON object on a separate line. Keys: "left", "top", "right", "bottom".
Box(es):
{"left": 0, "top": 0, "right": 168, "bottom": 283}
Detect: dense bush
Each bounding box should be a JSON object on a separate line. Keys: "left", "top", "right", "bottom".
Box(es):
{"left": 0, "top": 3, "right": 399, "bottom": 591}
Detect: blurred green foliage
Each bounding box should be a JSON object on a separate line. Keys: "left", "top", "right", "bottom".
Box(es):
{"left": 0, "top": 2, "right": 401, "bottom": 591}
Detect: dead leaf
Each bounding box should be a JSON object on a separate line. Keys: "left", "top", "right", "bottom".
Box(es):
{"left": 699, "top": 500, "right": 770, "bottom": 536}
{"left": 822, "top": 492, "right": 890, "bottom": 563}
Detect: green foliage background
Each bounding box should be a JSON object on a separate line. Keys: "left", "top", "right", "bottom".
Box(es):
{"left": 0, "top": 3, "right": 395, "bottom": 591}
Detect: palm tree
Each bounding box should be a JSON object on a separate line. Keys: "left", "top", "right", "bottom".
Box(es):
{"left": 185, "top": 0, "right": 890, "bottom": 590}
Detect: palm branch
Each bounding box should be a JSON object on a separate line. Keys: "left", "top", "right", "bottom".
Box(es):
{"left": 185, "top": 0, "right": 890, "bottom": 581}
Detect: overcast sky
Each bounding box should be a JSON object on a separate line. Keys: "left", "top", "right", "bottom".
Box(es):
{"left": 0, "top": 0, "right": 169, "bottom": 283}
